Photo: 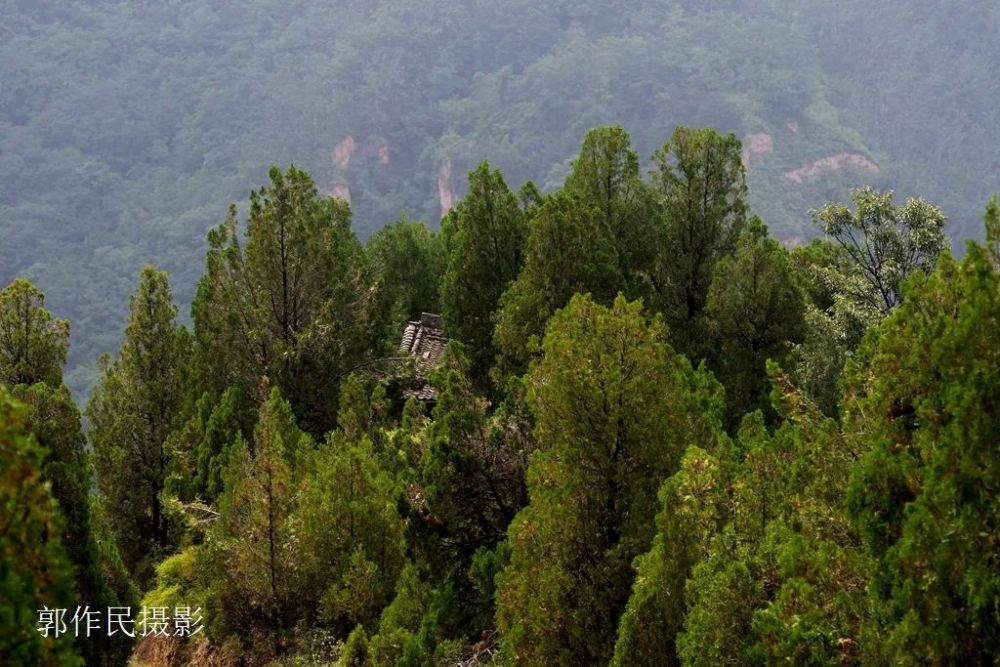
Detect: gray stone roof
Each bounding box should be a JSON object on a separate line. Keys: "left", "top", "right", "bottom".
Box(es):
{"left": 399, "top": 313, "right": 447, "bottom": 401}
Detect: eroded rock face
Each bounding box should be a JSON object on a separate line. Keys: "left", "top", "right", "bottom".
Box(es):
{"left": 743, "top": 131, "right": 774, "bottom": 169}
{"left": 333, "top": 135, "right": 357, "bottom": 169}
{"left": 438, "top": 158, "right": 454, "bottom": 218}
{"left": 783, "top": 152, "right": 879, "bottom": 183}
{"left": 327, "top": 134, "right": 393, "bottom": 204}
{"left": 371, "top": 135, "right": 390, "bottom": 165}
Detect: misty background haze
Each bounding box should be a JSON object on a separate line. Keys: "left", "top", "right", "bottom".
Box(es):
{"left": 2, "top": 0, "right": 998, "bottom": 394}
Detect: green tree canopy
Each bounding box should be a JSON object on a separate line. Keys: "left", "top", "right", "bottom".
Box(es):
{"left": 87, "top": 266, "right": 186, "bottom": 585}
{"left": 649, "top": 126, "right": 748, "bottom": 355}
{"left": 14, "top": 382, "right": 134, "bottom": 666}
{"left": 365, "top": 216, "right": 445, "bottom": 358}
{"left": 563, "top": 126, "right": 657, "bottom": 292}
{"left": 612, "top": 445, "right": 729, "bottom": 667}
{"left": 164, "top": 386, "right": 254, "bottom": 504}
{"left": 493, "top": 190, "right": 622, "bottom": 375}
{"left": 984, "top": 194, "right": 1000, "bottom": 265}
{"left": 812, "top": 186, "right": 948, "bottom": 314}
{"left": 298, "top": 431, "right": 403, "bottom": 638}
{"left": 207, "top": 386, "right": 313, "bottom": 657}
{"left": 496, "top": 294, "right": 723, "bottom": 666}
{"left": 0, "top": 279, "right": 69, "bottom": 387}
{"left": 677, "top": 386, "right": 868, "bottom": 666}
{"left": 845, "top": 244, "right": 1000, "bottom": 662}
{"left": 192, "top": 165, "right": 366, "bottom": 434}
{"left": 704, "top": 217, "right": 807, "bottom": 425}
{"left": 0, "top": 388, "right": 81, "bottom": 666}
{"left": 440, "top": 163, "right": 527, "bottom": 387}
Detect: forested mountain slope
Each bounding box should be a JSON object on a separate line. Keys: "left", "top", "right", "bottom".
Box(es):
{"left": 2, "top": 0, "right": 998, "bottom": 394}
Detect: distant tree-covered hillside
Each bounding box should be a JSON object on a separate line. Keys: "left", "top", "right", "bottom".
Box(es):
{"left": 2, "top": 0, "right": 998, "bottom": 394}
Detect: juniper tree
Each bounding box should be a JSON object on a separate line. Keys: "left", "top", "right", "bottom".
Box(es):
{"left": 0, "top": 388, "right": 80, "bottom": 666}
{"left": 88, "top": 266, "right": 185, "bottom": 584}
{"left": 193, "top": 166, "right": 366, "bottom": 434}
{"left": 845, "top": 244, "right": 1000, "bottom": 663}
{"left": 563, "top": 126, "right": 657, "bottom": 292}
{"left": 0, "top": 278, "right": 69, "bottom": 387}
{"left": 496, "top": 294, "right": 723, "bottom": 666}
{"left": 493, "top": 190, "right": 622, "bottom": 375}
{"left": 389, "top": 344, "right": 531, "bottom": 657}
{"left": 441, "top": 163, "right": 527, "bottom": 387}
{"left": 704, "top": 217, "right": 806, "bottom": 426}
{"left": 494, "top": 127, "right": 655, "bottom": 379}
{"left": 649, "top": 126, "right": 748, "bottom": 356}
{"left": 207, "top": 387, "right": 312, "bottom": 656}
{"left": 366, "top": 217, "right": 444, "bottom": 358}
{"left": 612, "top": 446, "right": 729, "bottom": 667}
{"left": 0, "top": 278, "right": 133, "bottom": 664}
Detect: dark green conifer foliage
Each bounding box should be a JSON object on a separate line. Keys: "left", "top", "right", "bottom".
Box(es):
{"left": 300, "top": 431, "right": 404, "bottom": 638}
{"left": 208, "top": 387, "right": 311, "bottom": 656}
{"left": 704, "top": 217, "right": 807, "bottom": 427}
{"left": 494, "top": 127, "right": 657, "bottom": 377}
{"left": 369, "top": 564, "right": 435, "bottom": 666}
{"left": 0, "top": 278, "right": 69, "bottom": 387}
{"left": 15, "top": 383, "right": 135, "bottom": 666}
{"left": 0, "top": 279, "right": 134, "bottom": 665}
{"left": 88, "top": 266, "right": 185, "bottom": 585}
{"left": 192, "top": 165, "right": 366, "bottom": 434}
{"left": 612, "top": 446, "right": 728, "bottom": 667}
{"left": 845, "top": 245, "right": 1000, "bottom": 663}
{"left": 743, "top": 375, "right": 870, "bottom": 665}
{"left": 393, "top": 344, "right": 531, "bottom": 656}
{"left": 165, "top": 386, "right": 254, "bottom": 503}
{"left": 677, "top": 392, "right": 870, "bottom": 665}
{"left": 494, "top": 190, "right": 622, "bottom": 374}
{"left": 649, "top": 126, "right": 748, "bottom": 356}
{"left": 441, "top": 163, "right": 527, "bottom": 387}
{"left": 0, "top": 388, "right": 81, "bottom": 666}
{"left": 407, "top": 345, "right": 528, "bottom": 569}
{"left": 366, "top": 217, "right": 445, "bottom": 358}
{"left": 340, "top": 625, "right": 374, "bottom": 667}
{"left": 497, "top": 294, "right": 723, "bottom": 666}
{"left": 563, "top": 126, "right": 657, "bottom": 291}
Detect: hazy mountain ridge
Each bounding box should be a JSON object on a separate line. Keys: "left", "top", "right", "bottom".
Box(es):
{"left": 2, "top": 0, "right": 998, "bottom": 394}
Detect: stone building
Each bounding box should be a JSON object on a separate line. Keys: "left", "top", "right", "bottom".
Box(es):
{"left": 398, "top": 312, "right": 447, "bottom": 401}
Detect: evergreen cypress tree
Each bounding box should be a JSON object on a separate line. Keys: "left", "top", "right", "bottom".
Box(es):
{"left": 441, "top": 162, "right": 527, "bottom": 387}
{"left": 88, "top": 266, "right": 185, "bottom": 585}
{"left": 649, "top": 126, "right": 748, "bottom": 356}
{"left": 192, "top": 166, "right": 366, "bottom": 434}
{"left": 0, "top": 278, "right": 69, "bottom": 387}
{"left": 496, "top": 294, "right": 723, "bottom": 666}
{"left": 0, "top": 388, "right": 81, "bottom": 666}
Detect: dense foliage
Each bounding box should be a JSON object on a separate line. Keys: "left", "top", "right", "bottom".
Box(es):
{"left": 1, "top": 120, "right": 998, "bottom": 666}
{"left": 4, "top": 0, "right": 999, "bottom": 396}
